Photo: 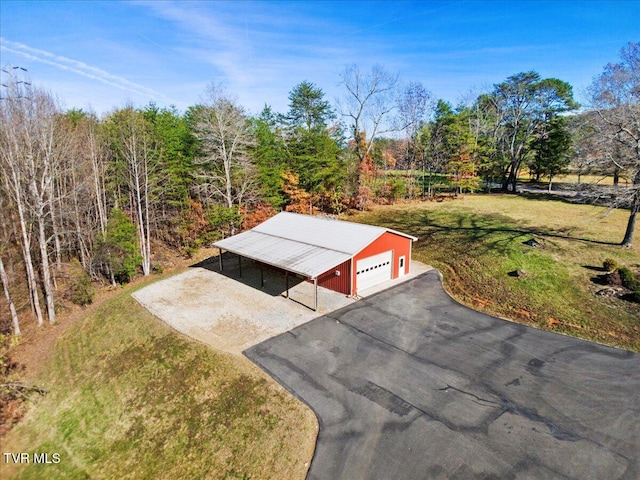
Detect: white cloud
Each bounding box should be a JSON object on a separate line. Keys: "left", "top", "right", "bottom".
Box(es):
{"left": 0, "top": 38, "right": 176, "bottom": 104}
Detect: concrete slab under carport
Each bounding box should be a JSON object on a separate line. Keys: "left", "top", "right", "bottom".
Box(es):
{"left": 132, "top": 255, "right": 431, "bottom": 355}
{"left": 245, "top": 270, "right": 640, "bottom": 480}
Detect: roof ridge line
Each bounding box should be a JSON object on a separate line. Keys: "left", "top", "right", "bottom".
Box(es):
{"left": 251, "top": 229, "right": 355, "bottom": 256}
{"left": 276, "top": 211, "right": 416, "bottom": 240}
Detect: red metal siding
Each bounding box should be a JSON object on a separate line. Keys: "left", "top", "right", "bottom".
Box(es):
{"left": 317, "top": 259, "right": 351, "bottom": 295}
{"left": 352, "top": 232, "right": 412, "bottom": 294}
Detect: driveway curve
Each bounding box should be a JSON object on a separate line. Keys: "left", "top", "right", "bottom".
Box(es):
{"left": 245, "top": 270, "right": 640, "bottom": 480}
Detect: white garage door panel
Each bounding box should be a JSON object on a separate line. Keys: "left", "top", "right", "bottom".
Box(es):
{"left": 356, "top": 251, "right": 392, "bottom": 291}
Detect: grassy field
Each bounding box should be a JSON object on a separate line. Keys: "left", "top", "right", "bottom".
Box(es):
{"left": 538, "top": 173, "right": 620, "bottom": 186}
{"left": 522, "top": 172, "right": 626, "bottom": 186}
{"left": 348, "top": 194, "right": 640, "bottom": 351}
{"left": 381, "top": 169, "right": 623, "bottom": 188}
{"left": 2, "top": 282, "right": 316, "bottom": 480}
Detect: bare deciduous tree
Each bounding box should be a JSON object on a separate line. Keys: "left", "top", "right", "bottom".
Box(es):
{"left": 395, "top": 81, "right": 434, "bottom": 197}
{"left": 0, "top": 70, "right": 59, "bottom": 325}
{"left": 191, "top": 84, "right": 256, "bottom": 235}
{"left": 57, "top": 111, "right": 109, "bottom": 274}
{"left": 338, "top": 64, "right": 399, "bottom": 190}
{"left": 0, "top": 255, "right": 20, "bottom": 335}
{"left": 587, "top": 42, "right": 640, "bottom": 246}
{"left": 0, "top": 195, "right": 20, "bottom": 335}
{"left": 106, "top": 107, "right": 155, "bottom": 275}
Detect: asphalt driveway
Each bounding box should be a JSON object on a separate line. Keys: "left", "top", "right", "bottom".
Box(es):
{"left": 245, "top": 270, "right": 640, "bottom": 480}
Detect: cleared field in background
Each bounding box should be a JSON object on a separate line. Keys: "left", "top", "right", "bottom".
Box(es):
{"left": 379, "top": 169, "right": 626, "bottom": 187}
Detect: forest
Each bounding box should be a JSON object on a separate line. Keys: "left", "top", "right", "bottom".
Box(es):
{"left": 0, "top": 41, "right": 639, "bottom": 338}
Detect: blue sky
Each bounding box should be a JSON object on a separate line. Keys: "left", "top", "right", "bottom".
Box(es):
{"left": 1, "top": 0, "right": 638, "bottom": 116}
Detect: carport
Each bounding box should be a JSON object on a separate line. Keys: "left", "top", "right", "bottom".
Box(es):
{"left": 212, "top": 212, "right": 417, "bottom": 310}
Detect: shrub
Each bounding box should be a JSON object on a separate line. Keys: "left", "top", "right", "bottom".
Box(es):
{"left": 152, "top": 263, "right": 164, "bottom": 274}
{"left": 95, "top": 208, "right": 142, "bottom": 284}
{"left": 618, "top": 267, "right": 640, "bottom": 291}
{"left": 65, "top": 259, "right": 94, "bottom": 306}
{"left": 603, "top": 258, "right": 618, "bottom": 272}
{"left": 207, "top": 204, "right": 243, "bottom": 239}
{"left": 177, "top": 200, "right": 208, "bottom": 250}
{"left": 352, "top": 185, "right": 373, "bottom": 211}
{"left": 394, "top": 179, "right": 408, "bottom": 200}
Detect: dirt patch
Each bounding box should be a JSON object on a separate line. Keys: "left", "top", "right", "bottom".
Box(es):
{"left": 8, "top": 286, "right": 122, "bottom": 382}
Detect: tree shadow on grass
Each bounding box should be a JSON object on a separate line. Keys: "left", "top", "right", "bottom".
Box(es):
{"left": 372, "top": 208, "right": 621, "bottom": 265}
{"left": 373, "top": 210, "right": 527, "bottom": 258}
{"left": 583, "top": 265, "right": 608, "bottom": 272}
{"left": 412, "top": 210, "right": 620, "bottom": 255}
{"left": 517, "top": 190, "right": 581, "bottom": 205}
{"left": 620, "top": 292, "right": 640, "bottom": 304}
{"left": 590, "top": 275, "right": 610, "bottom": 286}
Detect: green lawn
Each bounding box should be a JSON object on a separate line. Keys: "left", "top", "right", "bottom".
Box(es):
{"left": 2, "top": 282, "right": 315, "bottom": 480}
{"left": 348, "top": 194, "right": 640, "bottom": 351}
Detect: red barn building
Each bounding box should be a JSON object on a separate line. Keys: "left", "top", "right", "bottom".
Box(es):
{"left": 213, "top": 212, "right": 417, "bottom": 309}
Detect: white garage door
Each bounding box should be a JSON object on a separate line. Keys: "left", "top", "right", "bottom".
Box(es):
{"left": 356, "top": 251, "right": 392, "bottom": 292}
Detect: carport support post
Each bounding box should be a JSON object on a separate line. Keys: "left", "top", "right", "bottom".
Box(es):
{"left": 314, "top": 277, "right": 318, "bottom": 311}
{"left": 260, "top": 263, "right": 264, "bottom": 288}
{"left": 238, "top": 254, "right": 242, "bottom": 278}
{"left": 285, "top": 271, "right": 289, "bottom": 298}
{"left": 218, "top": 248, "right": 223, "bottom": 271}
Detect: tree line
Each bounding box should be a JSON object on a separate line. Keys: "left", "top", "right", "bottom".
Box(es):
{"left": 1, "top": 42, "right": 638, "bottom": 335}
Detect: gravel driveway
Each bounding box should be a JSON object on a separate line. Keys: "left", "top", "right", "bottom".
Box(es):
{"left": 132, "top": 256, "right": 431, "bottom": 354}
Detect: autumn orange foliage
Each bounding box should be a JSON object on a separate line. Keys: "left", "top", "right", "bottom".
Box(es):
{"left": 241, "top": 203, "right": 277, "bottom": 230}
{"left": 178, "top": 200, "right": 208, "bottom": 247}
{"left": 281, "top": 171, "right": 315, "bottom": 214}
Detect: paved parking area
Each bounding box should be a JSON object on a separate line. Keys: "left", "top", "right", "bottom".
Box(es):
{"left": 246, "top": 270, "right": 640, "bottom": 480}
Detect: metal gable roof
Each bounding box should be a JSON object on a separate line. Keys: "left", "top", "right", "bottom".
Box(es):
{"left": 212, "top": 212, "right": 417, "bottom": 278}
{"left": 252, "top": 212, "right": 387, "bottom": 255}
{"left": 213, "top": 230, "right": 352, "bottom": 278}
